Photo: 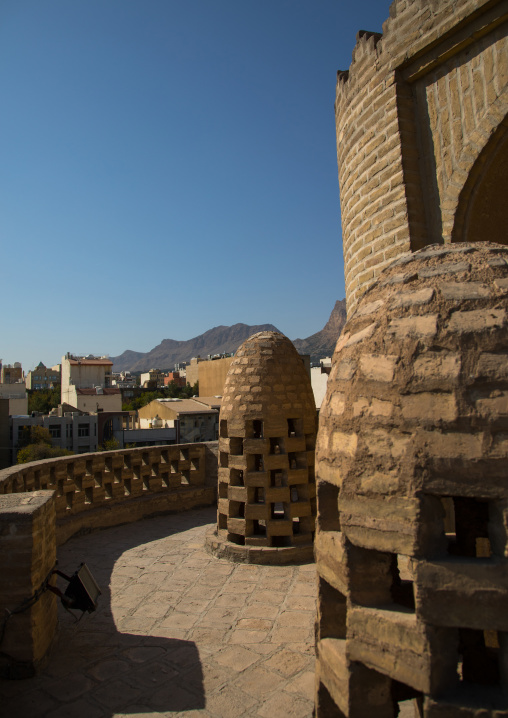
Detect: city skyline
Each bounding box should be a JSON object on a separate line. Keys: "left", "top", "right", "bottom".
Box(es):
{"left": 1, "top": 0, "right": 388, "bottom": 370}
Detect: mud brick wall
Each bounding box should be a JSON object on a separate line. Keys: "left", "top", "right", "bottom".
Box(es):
{"left": 336, "top": 0, "right": 508, "bottom": 314}
{"left": 315, "top": 243, "right": 508, "bottom": 717}
{"left": 0, "top": 492, "right": 57, "bottom": 678}
{"left": 210, "top": 332, "right": 317, "bottom": 563}
{"left": 0, "top": 442, "right": 218, "bottom": 545}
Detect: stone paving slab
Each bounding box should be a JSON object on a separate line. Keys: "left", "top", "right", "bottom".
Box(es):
{"left": 1, "top": 506, "right": 417, "bottom": 717}
{"left": 0, "top": 508, "right": 317, "bottom": 718}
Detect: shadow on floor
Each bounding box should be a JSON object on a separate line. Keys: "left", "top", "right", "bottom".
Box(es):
{"left": 2, "top": 507, "right": 216, "bottom": 717}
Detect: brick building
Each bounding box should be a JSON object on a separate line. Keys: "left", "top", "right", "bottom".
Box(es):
{"left": 316, "top": 1, "right": 508, "bottom": 716}
{"left": 334, "top": 0, "right": 508, "bottom": 314}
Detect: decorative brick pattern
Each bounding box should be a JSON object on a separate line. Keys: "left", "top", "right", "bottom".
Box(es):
{"left": 0, "top": 442, "right": 218, "bottom": 545}
{"left": 315, "top": 243, "right": 508, "bottom": 716}
{"left": 207, "top": 332, "right": 317, "bottom": 563}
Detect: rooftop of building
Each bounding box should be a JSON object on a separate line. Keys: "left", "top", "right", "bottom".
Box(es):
{"left": 66, "top": 354, "right": 113, "bottom": 366}
{"left": 193, "top": 397, "right": 222, "bottom": 410}
{"left": 1, "top": 507, "right": 317, "bottom": 718}
{"left": 144, "top": 398, "right": 218, "bottom": 415}
{"left": 75, "top": 388, "right": 121, "bottom": 395}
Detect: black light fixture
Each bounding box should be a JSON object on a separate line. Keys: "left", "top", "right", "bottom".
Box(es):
{"left": 49, "top": 563, "right": 101, "bottom": 613}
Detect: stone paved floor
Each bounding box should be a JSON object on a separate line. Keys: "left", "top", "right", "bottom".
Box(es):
{"left": 1, "top": 507, "right": 418, "bottom": 718}
{"left": 1, "top": 507, "right": 317, "bottom": 718}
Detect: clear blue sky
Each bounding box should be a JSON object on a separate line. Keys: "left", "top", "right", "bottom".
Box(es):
{"left": 1, "top": 0, "right": 389, "bottom": 371}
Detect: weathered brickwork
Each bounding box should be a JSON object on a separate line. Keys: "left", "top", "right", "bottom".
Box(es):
{"left": 336, "top": 0, "right": 508, "bottom": 314}
{"left": 0, "top": 442, "right": 218, "bottom": 677}
{"left": 315, "top": 243, "right": 508, "bottom": 717}
{"left": 206, "top": 332, "right": 317, "bottom": 564}
{"left": 0, "top": 442, "right": 218, "bottom": 545}
{"left": 0, "top": 492, "right": 57, "bottom": 678}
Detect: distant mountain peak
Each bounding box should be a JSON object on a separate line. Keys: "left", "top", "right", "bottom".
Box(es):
{"left": 110, "top": 303, "right": 346, "bottom": 372}
{"left": 111, "top": 323, "right": 279, "bottom": 372}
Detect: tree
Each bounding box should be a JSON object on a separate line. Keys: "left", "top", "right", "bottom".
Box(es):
{"left": 27, "top": 387, "right": 61, "bottom": 415}
{"left": 98, "top": 437, "right": 121, "bottom": 452}
{"left": 121, "top": 382, "right": 199, "bottom": 411}
{"left": 16, "top": 425, "right": 73, "bottom": 464}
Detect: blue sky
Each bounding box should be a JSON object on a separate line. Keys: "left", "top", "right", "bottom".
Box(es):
{"left": 1, "top": 0, "right": 389, "bottom": 371}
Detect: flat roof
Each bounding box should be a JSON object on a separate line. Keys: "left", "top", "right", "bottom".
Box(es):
{"left": 68, "top": 359, "right": 113, "bottom": 366}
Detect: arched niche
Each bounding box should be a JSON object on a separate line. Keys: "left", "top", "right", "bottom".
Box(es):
{"left": 452, "top": 115, "right": 508, "bottom": 246}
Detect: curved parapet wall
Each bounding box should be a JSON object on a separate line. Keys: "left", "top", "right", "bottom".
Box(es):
{"left": 206, "top": 331, "right": 317, "bottom": 564}
{"left": 0, "top": 442, "right": 218, "bottom": 545}
{"left": 336, "top": 0, "right": 508, "bottom": 315}
{"left": 0, "top": 441, "right": 218, "bottom": 678}
{"left": 315, "top": 243, "right": 508, "bottom": 716}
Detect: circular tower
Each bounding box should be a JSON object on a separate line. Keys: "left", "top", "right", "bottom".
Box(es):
{"left": 315, "top": 243, "right": 508, "bottom": 717}
{"left": 206, "top": 331, "right": 317, "bottom": 564}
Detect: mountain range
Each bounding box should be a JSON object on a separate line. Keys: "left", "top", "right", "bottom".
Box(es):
{"left": 111, "top": 300, "right": 346, "bottom": 372}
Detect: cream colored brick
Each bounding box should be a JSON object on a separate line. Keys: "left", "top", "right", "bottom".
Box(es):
{"left": 402, "top": 393, "right": 457, "bottom": 423}
{"left": 387, "top": 315, "right": 438, "bottom": 339}
{"left": 332, "top": 431, "right": 358, "bottom": 457}
{"left": 359, "top": 354, "right": 398, "bottom": 382}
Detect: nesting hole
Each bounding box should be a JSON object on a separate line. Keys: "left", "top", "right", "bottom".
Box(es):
{"left": 252, "top": 420, "right": 263, "bottom": 439}
{"left": 458, "top": 628, "right": 501, "bottom": 686}
{"left": 270, "top": 437, "right": 284, "bottom": 455}
{"left": 287, "top": 418, "right": 302, "bottom": 437}
{"left": 271, "top": 535, "right": 291, "bottom": 547}
{"left": 446, "top": 497, "right": 492, "bottom": 557}
{"left": 229, "top": 437, "right": 243, "bottom": 456}
{"left": 270, "top": 470, "right": 287, "bottom": 488}
{"left": 317, "top": 576, "right": 347, "bottom": 640}
{"left": 229, "top": 501, "right": 245, "bottom": 519}
{"left": 271, "top": 502, "right": 286, "bottom": 520}
{"left": 230, "top": 469, "right": 244, "bottom": 487}
{"left": 252, "top": 520, "right": 266, "bottom": 536}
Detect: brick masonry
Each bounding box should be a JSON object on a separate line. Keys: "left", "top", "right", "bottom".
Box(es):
{"left": 0, "top": 442, "right": 218, "bottom": 545}
{"left": 0, "top": 443, "right": 218, "bottom": 676}
{"left": 0, "top": 491, "right": 57, "bottom": 678}
{"left": 335, "top": 0, "right": 508, "bottom": 314}
{"left": 315, "top": 243, "right": 508, "bottom": 716}
{"left": 207, "top": 332, "right": 317, "bottom": 563}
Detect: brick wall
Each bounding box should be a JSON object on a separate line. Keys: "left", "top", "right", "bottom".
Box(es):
{"left": 336, "top": 0, "right": 508, "bottom": 314}
{"left": 0, "top": 442, "right": 218, "bottom": 677}
{"left": 0, "top": 492, "right": 57, "bottom": 677}
{"left": 0, "top": 442, "right": 218, "bottom": 545}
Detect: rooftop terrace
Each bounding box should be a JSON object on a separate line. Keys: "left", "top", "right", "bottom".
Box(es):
{"left": 1, "top": 507, "right": 318, "bottom": 718}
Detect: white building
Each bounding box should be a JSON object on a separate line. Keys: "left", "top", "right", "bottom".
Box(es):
{"left": 310, "top": 357, "right": 332, "bottom": 410}
{"left": 61, "top": 353, "right": 122, "bottom": 412}
{"left": 138, "top": 398, "right": 218, "bottom": 443}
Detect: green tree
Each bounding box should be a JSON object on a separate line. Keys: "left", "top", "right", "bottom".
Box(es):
{"left": 18, "top": 425, "right": 53, "bottom": 449}
{"left": 16, "top": 425, "right": 73, "bottom": 464}
{"left": 27, "top": 387, "right": 61, "bottom": 414}
{"left": 98, "top": 437, "right": 121, "bottom": 452}
{"left": 121, "top": 382, "right": 198, "bottom": 411}
{"left": 17, "top": 443, "right": 73, "bottom": 464}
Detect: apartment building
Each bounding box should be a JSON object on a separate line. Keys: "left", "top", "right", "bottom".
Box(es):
{"left": 61, "top": 353, "right": 121, "bottom": 412}
{"left": 138, "top": 398, "right": 218, "bottom": 443}
{"left": 10, "top": 412, "right": 98, "bottom": 464}
{"left": 25, "top": 362, "right": 61, "bottom": 390}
